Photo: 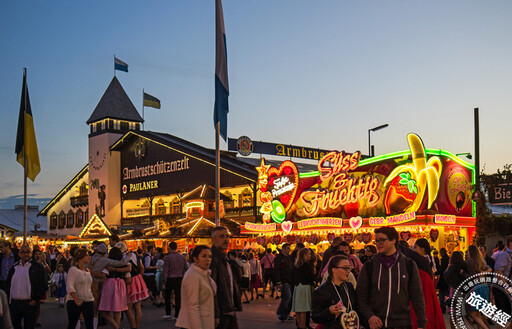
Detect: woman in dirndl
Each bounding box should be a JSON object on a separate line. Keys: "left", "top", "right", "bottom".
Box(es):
{"left": 292, "top": 248, "right": 315, "bottom": 329}
{"left": 120, "top": 242, "right": 149, "bottom": 329}
{"left": 98, "top": 245, "right": 131, "bottom": 329}
{"left": 248, "top": 253, "right": 263, "bottom": 300}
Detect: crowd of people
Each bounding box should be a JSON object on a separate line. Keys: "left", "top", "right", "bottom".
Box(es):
{"left": 0, "top": 229, "right": 510, "bottom": 329}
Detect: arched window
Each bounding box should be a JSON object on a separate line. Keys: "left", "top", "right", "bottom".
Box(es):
{"left": 50, "top": 212, "right": 57, "bottom": 229}
{"left": 67, "top": 210, "right": 74, "bottom": 228}
{"left": 76, "top": 208, "right": 84, "bottom": 227}
{"left": 171, "top": 197, "right": 181, "bottom": 214}
{"left": 79, "top": 182, "right": 88, "bottom": 196}
{"left": 58, "top": 211, "right": 66, "bottom": 228}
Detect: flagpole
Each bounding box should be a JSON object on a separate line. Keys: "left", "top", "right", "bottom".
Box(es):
{"left": 142, "top": 89, "right": 145, "bottom": 130}
{"left": 23, "top": 68, "right": 28, "bottom": 245}
{"left": 215, "top": 122, "right": 220, "bottom": 227}
{"left": 114, "top": 55, "right": 116, "bottom": 77}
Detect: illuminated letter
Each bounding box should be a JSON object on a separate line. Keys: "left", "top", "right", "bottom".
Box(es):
{"left": 292, "top": 148, "right": 300, "bottom": 157}
{"left": 276, "top": 145, "right": 285, "bottom": 156}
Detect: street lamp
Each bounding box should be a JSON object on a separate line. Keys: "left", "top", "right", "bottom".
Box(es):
{"left": 368, "top": 124, "right": 389, "bottom": 157}
{"left": 456, "top": 152, "right": 472, "bottom": 159}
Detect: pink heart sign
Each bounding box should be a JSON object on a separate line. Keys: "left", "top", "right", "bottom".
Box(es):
{"left": 349, "top": 216, "right": 363, "bottom": 230}
{"left": 281, "top": 221, "right": 293, "bottom": 234}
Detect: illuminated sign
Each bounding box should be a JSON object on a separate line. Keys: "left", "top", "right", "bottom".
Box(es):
{"left": 128, "top": 180, "right": 159, "bottom": 193}
{"left": 245, "top": 222, "right": 277, "bottom": 232}
{"left": 369, "top": 212, "right": 416, "bottom": 227}
{"left": 79, "top": 214, "right": 111, "bottom": 238}
{"left": 228, "top": 138, "right": 332, "bottom": 160}
{"left": 123, "top": 157, "right": 190, "bottom": 180}
{"left": 184, "top": 201, "right": 205, "bottom": 212}
{"left": 125, "top": 206, "right": 150, "bottom": 218}
{"left": 300, "top": 151, "right": 381, "bottom": 217}
{"left": 434, "top": 214, "right": 456, "bottom": 224}
{"left": 297, "top": 217, "right": 343, "bottom": 229}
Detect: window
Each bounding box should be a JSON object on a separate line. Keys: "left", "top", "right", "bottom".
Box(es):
{"left": 67, "top": 210, "right": 74, "bottom": 227}
{"left": 58, "top": 211, "right": 66, "bottom": 228}
{"left": 76, "top": 208, "right": 84, "bottom": 227}
{"left": 120, "top": 121, "right": 129, "bottom": 131}
{"left": 155, "top": 199, "right": 166, "bottom": 215}
{"left": 84, "top": 209, "right": 89, "bottom": 225}
{"left": 79, "top": 182, "right": 88, "bottom": 196}
{"left": 239, "top": 189, "right": 253, "bottom": 207}
{"left": 50, "top": 212, "right": 57, "bottom": 229}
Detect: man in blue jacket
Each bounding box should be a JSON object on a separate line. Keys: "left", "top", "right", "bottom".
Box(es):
{"left": 357, "top": 226, "right": 426, "bottom": 329}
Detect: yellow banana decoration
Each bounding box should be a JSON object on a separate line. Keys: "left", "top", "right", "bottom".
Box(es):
{"left": 384, "top": 133, "right": 442, "bottom": 213}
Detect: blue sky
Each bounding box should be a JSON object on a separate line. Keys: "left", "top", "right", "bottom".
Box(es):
{"left": 1, "top": 1, "right": 511, "bottom": 208}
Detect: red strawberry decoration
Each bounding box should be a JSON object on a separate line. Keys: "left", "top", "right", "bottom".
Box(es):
{"left": 384, "top": 173, "right": 418, "bottom": 215}
{"left": 344, "top": 201, "right": 360, "bottom": 218}
{"left": 430, "top": 229, "right": 439, "bottom": 242}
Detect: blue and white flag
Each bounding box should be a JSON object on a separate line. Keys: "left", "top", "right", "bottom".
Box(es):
{"left": 114, "top": 57, "right": 129, "bottom": 72}
{"left": 214, "top": 0, "right": 229, "bottom": 141}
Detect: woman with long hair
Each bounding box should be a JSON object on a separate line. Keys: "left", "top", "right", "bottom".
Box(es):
{"left": 66, "top": 248, "right": 94, "bottom": 329}
{"left": 176, "top": 245, "right": 217, "bottom": 329}
{"left": 292, "top": 248, "right": 315, "bottom": 329}
{"left": 312, "top": 255, "right": 358, "bottom": 329}
{"left": 248, "top": 253, "right": 263, "bottom": 300}
{"left": 98, "top": 246, "right": 131, "bottom": 329}
{"left": 443, "top": 251, "right": 468, "bottom": 329}
{"left": 465, "top": 245, "right": 492, "bottom": 329}
{"left": 414, "top": 238, "right": 436, "bottom": 276}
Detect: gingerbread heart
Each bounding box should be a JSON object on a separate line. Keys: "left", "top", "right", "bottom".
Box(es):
{"left": 267, "top": 160, "right": 299, "bottom": 212}
{"left": 430, "top": 229, "right": 439, "bottom": 242}
{"left": 271, "top": 235, "right": 282, "bottom": 245}
{"left": 340, "top": 310, "right": 360, "bottom": 329}
{"left": 285, "top": 235, "right": 296, "bottom": 244}
{"left": 400, "top": 231, "right": 411, "bottom": 241}
{"left": 327, "top": 233, "right": 336, "bottom": 242}
{"left": 256, "top": 236, "right": 266, "bottom": 246}
{"left": 362, "top": 232, "right": 373, "bottom": 244}
{"left": 295, "top": 235, "right": 302, "bottom": 244}
{"left": 309, "top": 233, "right": 318, "bottom": 244}
{"left": 343, "top": 232, "right": 354, "bottom": 243}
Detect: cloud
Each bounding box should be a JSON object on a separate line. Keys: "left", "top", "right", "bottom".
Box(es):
{"left": 0, "top": 195, "right": 51, "bottom": 210}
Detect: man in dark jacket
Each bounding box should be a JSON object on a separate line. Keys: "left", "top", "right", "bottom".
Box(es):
{"left": 7, "top": 244, "right": 48, "bottom": 329}
{"left": 274, "top": 243, "right": 294, "bottom": 322}
{"left": 357, "top": 226, "right": 426, "bottom": 329}
{"left": 210, "top": 226, "right": 240, "bottom": 329}
{"left": 321, "top": 237, "right": 343, "bottom": 271}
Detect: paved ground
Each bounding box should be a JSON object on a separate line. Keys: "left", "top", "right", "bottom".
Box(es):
{"left": 37, "top": 293, "right": 463, "bottom": 329}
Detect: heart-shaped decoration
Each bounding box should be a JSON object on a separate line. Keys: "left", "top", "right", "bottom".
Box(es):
{"left": 340, "top": 309, "right": 360, "bottom": 329}
{"left": 327, "top": 233, "right": 336, "bottom": 242}
{"left": 349, "top": 216, "right": 363, "bottom": 230}
{"left": 356, "top": 233, "right": 363, "bottom": 243}
{"left": 309, "top": 233, "right": 318, "bottom": 244}
{"left": 285, "top": 235, "right": 296, "bottom": 244}
{"left": 343, "top": 232, "right": 354, "bottom": 243}
{"left": 295, "top": 235, "right": 302, "bottom": 244}
{"left": 267, "top": 160, "right": 299, "bottom": 213}
{"left": 430, "top": 229, "right": 439, "bottom": 242}
{"left": 400, "top": 231, "right": 411, "bottom": 241}
{"left": 256, "top": 236, "right": 266, "bottom": 246}
{"left": 281, "top": 220, "right": 293, "bottom": 234}
{"left": 271, "top": 235, "right": 282, "bottom": 245}
{"left": 362, "top": 232, "right": 373, "bottom": 244}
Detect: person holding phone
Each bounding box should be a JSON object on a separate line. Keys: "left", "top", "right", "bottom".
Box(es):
{"left": 313, "top": 255, "right": 359, "bottom": 329}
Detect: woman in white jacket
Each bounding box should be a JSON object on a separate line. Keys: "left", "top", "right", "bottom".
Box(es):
{"left": 176, "top": 245, "right": 217, "bottom": 329}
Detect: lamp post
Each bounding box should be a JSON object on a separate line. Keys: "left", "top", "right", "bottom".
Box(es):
{"left": 456, "top": 153, "right": 472, "bottom": 159}
{"left": 368, "top": 124, "right": 389, "bottom": 157}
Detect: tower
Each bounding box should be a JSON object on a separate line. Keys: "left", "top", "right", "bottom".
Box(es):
{"left": 86, "top": 77, "right": 143, "bottom": 228}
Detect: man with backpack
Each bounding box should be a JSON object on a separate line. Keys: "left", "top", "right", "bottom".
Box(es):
{"left": 260, "top": 248, "right": 275, "bottom": 298}
{"left": 357, "top": 226, "right": 426, "bottom": 329}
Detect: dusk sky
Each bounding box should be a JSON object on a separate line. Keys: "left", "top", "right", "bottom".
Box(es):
{"left": 1, "top": 1, "right": 511, "bottom": 209}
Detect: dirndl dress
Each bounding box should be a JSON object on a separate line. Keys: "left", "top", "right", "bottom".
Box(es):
{"left": 126, "top": 274, "right": 149, "bottom": 303}
{"left": 54, "top": 275, "right": 67, "bottom": 298}
{"left": 292, "top": 283, "right": 313, "bottom": 312}
{"left": 99, "top": 277, "right": 128, "bottom": 312}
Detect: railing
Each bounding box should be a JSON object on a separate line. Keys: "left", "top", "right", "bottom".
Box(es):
{"left": 70, "top": 195, "right": 88, "bottom": 207}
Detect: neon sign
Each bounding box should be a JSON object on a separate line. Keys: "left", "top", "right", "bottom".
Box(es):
{"left": 300, "top": 151, "right": 381, "bottom": 217}
{"left": 184, "top": 201, "right": 204, "bottom": 212}
{"left": 369, "top": 211, "right": 416, "bottom": 226}
{"left": 297, "top": 217, "right": 343, "bottom": 229}
{"left": 245, "top": 222, "right": 277, "bottom": 232}
{"left": 434, "top": 214, "right": 456, "bottom": 224}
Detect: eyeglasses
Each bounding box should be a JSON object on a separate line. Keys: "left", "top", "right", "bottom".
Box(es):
{"left": 334, "top": 266, "right": 352, "bottom": 271}
{"left": 375, "top": 238, "right": 389, "bottom": 244}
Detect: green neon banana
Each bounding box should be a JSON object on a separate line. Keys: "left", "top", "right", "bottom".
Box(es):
{"left": 384, "top": 133, "right": 442, "bottom": 213}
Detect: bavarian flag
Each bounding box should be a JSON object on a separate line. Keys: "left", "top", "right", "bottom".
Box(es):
{"left": 143, "top": 92, "right": 161, "bottom": 109}
{"left": 15, "top": 69, "right": 40, "bottom": 181}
